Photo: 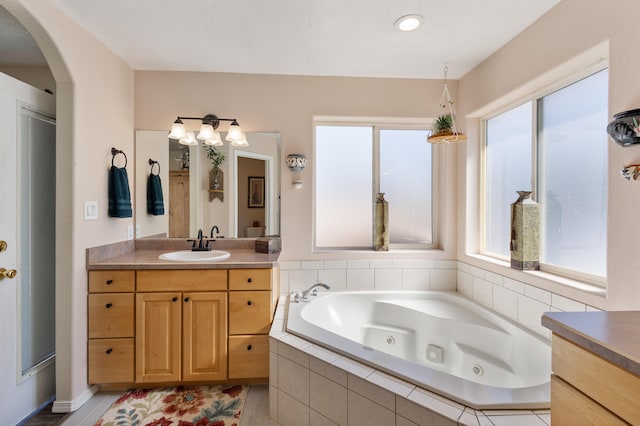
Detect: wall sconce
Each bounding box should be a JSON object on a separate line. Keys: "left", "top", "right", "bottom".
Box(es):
{"left": 168, "top": 113, "right": 248, "bottom": 147}
{"left": 620, "top": 164, "right": 640, "bottom": 181}
{"left": 607, "top": 109, "right": 640, "bottom": 147}
{"left": 286, "top": 154, "right": 307, "bottom": 188}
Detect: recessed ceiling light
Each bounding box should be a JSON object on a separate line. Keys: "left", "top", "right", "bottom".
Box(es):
{"left": 394, "top": 14, "right": 424, "bottom": 32}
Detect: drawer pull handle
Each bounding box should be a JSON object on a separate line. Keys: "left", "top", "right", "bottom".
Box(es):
{"left": 105, "top": 348, "right": 112, "bottom": 354}
{"left": 247, "top": 344, "right": 252, "bottom": 351}
{"left": 247, "top": 300, "right": 252, "bottom": 306}
{"left": 172, "top": 297, "right": 178, "bottom": 302}
{"left": 184, "top": 297, "right": 190, "bottom": 302}
{"left": 105, "top": 303, "right": 113, "bottom": 308}
{"left": 106, "top": 279, "right": 113, "bottom": 285}
{"left": 247, "top": 278, "right": 253, "bottom": 283}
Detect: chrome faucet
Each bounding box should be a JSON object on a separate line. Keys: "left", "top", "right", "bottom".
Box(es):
{"left": 210, "top": 225, "right": 220, "bottom": 238}
{"left": 295, "top": 283, "right": 330, "bottom": 302}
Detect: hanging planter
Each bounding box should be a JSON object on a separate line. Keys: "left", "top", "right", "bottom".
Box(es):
{"left": 606, "top": 108, "right": 640, "bottom": 146}
{"left": 428, "top": 64, "right": 467, "bottom": 144}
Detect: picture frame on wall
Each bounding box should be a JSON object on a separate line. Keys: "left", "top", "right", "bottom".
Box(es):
{"left": 248, "top": 176, "right": 265, "bottom": 208}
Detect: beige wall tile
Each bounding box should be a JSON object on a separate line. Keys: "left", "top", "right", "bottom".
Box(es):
{"left": 310, "top": 410, "right": 339, "bottom": 426}
{"left": 279, "top": 342, "right": 310, "bottom": 368}
{"left": 310, "top": 357, "right": 347, "bottom": 387}
{"left": 396, "top": 396, "right": 457, "bottom": 426}
{"left": 347, "top": 391, "right": 395, "bottom": 426}
{"left": 278, "top": 389, "right": 310, "bottom": 426}
{"left": 310, "top": 372, "right": 347, "bottom": 426}
{"left": 347, "top": 374, "right": 395, "bottom": 411}
{"left": 278, "top": 356, "right": 310, "bottom": 405}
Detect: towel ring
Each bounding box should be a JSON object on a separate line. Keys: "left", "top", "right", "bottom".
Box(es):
{"left": 111, "top": 147, "right": 127, "bottom": 168}
{"left": 149, "top": 159, "right": 161, "bottom": 175}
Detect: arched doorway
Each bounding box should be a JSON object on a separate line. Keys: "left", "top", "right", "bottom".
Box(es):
{"left": 0, "top": 1, "right": 73, "bottom": 423}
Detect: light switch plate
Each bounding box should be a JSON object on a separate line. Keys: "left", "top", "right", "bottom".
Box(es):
{"left": 84, "top": 201, "right": 98, "bottom": 220}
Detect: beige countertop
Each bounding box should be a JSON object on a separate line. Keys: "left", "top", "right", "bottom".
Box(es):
{"left": 542, "top": 311, "right": 640, "bottom": 377}
{"left": 86, "top": 238, "right": 280, "bottom": 270}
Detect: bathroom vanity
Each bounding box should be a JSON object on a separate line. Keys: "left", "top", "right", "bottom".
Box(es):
{"left": 542, "top": 311, "right": 640, "bottom": 425}
{"left": 86, "top": 238, "right": 279, "bottom": 387}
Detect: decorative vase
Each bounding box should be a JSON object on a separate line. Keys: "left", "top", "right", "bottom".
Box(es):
{"left": 374, "top": 193, "right": 389, "bottom": 251}
{"left": 606, "top": 108, "right": 640, "bottom": 146}
{"left": 510, "top": 191, "right": 539, "bottom": 270}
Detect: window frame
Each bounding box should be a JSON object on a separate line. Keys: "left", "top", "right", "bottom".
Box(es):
{"left": 313, "top": 117, "right": 439, "bottom": 252}
{"left": 479, "top": 64, "right": 608, "bottom": 286}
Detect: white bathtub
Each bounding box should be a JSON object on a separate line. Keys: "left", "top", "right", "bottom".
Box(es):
{"left": 286, "top": 291, "right": 550, "bottom": 409}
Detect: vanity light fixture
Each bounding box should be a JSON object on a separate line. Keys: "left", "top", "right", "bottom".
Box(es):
{"left": 168, "top": 113, "right": 248, "bottom": 147}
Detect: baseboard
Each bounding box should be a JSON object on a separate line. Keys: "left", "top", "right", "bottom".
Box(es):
{"left": 52, "top": 385, "right": 98, "bottom": 413}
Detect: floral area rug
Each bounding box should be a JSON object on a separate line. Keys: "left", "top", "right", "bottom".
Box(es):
{"left": 95, "top": 384, "right": 247, "bottom": 426}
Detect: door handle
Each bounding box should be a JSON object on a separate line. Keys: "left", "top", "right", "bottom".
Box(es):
{"left": 0, "top": 268, "right": 17, "bottom": 280}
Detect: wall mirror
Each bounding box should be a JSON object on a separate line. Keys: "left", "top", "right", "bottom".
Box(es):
{"left": 135, "top": 130, "right": 280, "bottom": 239}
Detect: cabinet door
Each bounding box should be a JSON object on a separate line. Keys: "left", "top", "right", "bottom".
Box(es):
{"left": 228, "top": 335, "right": 269, "bottom": 379}
{"left": 551, "top": 375, "right": 627, "bottom": 425}
{"left": 182, "top": 292, "right": 227, "bottom": 381}
{"left": 136, "top": 292, "right": 181, "bottom": 383}
{"left": 88, "top": 293, "right": 134, "bottom": 338}
{"left": 88, "top": 338, "right": 134, "bottom": 384}
{"left": 229, "top": 291, "right": 272, "bottom": 334}
{"left": 89, "top": 270, "right": 134, "bottom": 293}
{"left": 229, "top": 268, "right": 272, "bottom": 290}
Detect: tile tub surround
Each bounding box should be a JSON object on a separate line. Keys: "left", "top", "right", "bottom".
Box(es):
{"left": 279, "top": 259, "right": 601, "bottom": 339}
{"left": 269, "top": 296, "right": 551, "bottom": 426}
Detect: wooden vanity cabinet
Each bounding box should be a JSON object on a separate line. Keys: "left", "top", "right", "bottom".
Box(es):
{"left": 136, "top": 270, "right": 228, "bottom": 383}
{"left": 228, "top": 268, "right": 278, "bottom": 379}
{"left": 88, "top": 266, "right": 278, "bottom": 385}
{"left": 551, "top": 334, "right": 640, "bottom": 425}
{"left": 87, "top": 270, "right": 135, "bottom": 384}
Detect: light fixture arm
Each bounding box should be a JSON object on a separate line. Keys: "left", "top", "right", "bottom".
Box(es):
{"left": 176, "top": 114, "right": 238, "bottom": 130}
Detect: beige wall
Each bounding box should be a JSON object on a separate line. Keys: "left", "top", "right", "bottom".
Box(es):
{"left": 135, "top": 71, "right": 459, "bottom": 261}
{"left": 458, "top": 0, "right": 640, "bottom": 310}
{"left": 1, "top": 0, "right": 135, "bottom": 411}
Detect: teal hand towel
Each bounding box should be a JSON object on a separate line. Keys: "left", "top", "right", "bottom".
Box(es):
{"left": 108, "top": 166, "right": 132, "bottom": 218}
{"left": 147, "top": 173, "right": 165, "bottom": 215}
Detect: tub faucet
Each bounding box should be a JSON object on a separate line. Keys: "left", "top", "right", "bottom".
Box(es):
{"left": 210, "top": 225, "right": 220, "bottom": 238}
{"left": 295, "top": 282, "right": 330, "bottom": 302}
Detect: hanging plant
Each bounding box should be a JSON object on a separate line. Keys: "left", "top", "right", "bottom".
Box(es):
{"left": 433, "top": 113, "right": 454, "bottom": 135}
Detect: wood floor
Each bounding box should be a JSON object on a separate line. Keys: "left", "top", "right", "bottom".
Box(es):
{"left": 19, "top": 385, "right": 277, "bottom": 426}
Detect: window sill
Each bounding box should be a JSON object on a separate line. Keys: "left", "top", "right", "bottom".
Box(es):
{"left": 464, "top": 253, "right": 606, "bottom": 297}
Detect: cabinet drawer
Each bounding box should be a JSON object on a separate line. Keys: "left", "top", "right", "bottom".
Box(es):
{"left": 229, "top": 269, "right": 272, "bottom": 290}
{"left": 551, "top": 375, "right": 627, "bottom": 425}
{"left": 88, "top": 293, "right": 134, "bottom": 338}
{"left": 552, "top": 335, "right": 640, "bottom": 424}
{"left": 88, "top": 338, "right": 134, "bottom": 383}
{"left": 137, "top": 269, "right": 227, "bottom": 292}
{"left": 228, "top": 335, "right": 269, "bottom": 379}
{"left": 229, "top": 291, "right": 272, "bottom": 334}
{"left": 89, "top": 270, "right": 134, "bottom": 293}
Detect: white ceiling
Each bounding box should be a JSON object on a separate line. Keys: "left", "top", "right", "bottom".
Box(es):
{"left": 3, "top": 0, "right": 561, "bottom": 79}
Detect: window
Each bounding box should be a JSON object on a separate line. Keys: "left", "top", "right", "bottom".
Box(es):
{"left": 315, "top": 123, "right": 433, "bottom": 249}
{"left": 483, "top": 68, "right": 608, "bottom": 281}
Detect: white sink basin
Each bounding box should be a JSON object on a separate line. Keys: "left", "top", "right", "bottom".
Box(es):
{"left": 158, "top": 250, "right": 231, "bottom": 262}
